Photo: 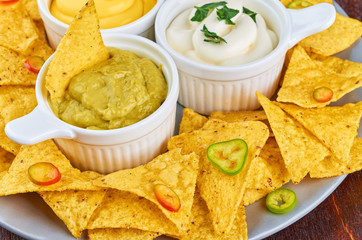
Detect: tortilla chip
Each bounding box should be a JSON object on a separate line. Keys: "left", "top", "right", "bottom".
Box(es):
{"left": 0, "top": 2, "right": 39, "bottom": 54}
{"left": 243, "top": 188, "right": 270, "bottom": 206}
{"left": 92, "top": 149, "right": 199, "bottom": 234}
{"left": 22, "top": 0, "right": 41, "bottom": 21}
{"left": 180, "top": 190, "right": 247, "bottom": 240}
{"left": 0, "top": 147, "right": 15, "bottom": 173}
{"left": 278, "top": 102, "right": 362, "bottom": 162}
{"left": 243, "top": 138, "right": 290, "bottom": 205}
{"left": 45, "top": 0, "right": 109, "bottom": 99}
{"left": 210, "top": 110, "right": 274, "bottom": 137}
{"left": 0, "top": 86, "right": 37, "bottom": 124}
{"left": 246, "top": 138, "right": 290, "bottom": 190}
{"left": 25, "top": 38, "right": 54, "bottom": 61}
{"left": 0, "top": 118, "right": 21, "bottom": 155}
{"left": 0, "top": 46, "right": 38, "bottom": 86}
{"left": 300, "top": 13, "right": 362, "bottom": 56}
{"left": 277, "top": 45, "right": 362, "bottom": 108}
{"left": 0, "top": 140, "right": 100, "bottom": 196}
{"left": 310, "top": 137, "right": 362, "bottom": 178}
{"left": 81, "top": 170, "right": 103, "bottom": 180}
{"left": 24, "top": 20, "right": 54, "bottom": 60}
{"left": 257, "top": 92, "right": 330, "bottom": 184}
{"left": 39, "top": 189, "right": 107, "bottom": 239}
{"left": 179, "top": 108, "right": 208, "bottom": 134}
{"left": 310, "top": 52, "right": 362, "bottom": 77}
{"left": 168, "top": 119, "right": 269, "bottom": 234}
{"left": 88, "top": 228, "right": 160, "bottom": 240}
{"left": 87, "top": 189, "right": 180, "bottom": 236}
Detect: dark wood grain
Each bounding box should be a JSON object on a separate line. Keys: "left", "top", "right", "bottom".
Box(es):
{"left": 0, "top": 0, "right": 361, "bottom": 240}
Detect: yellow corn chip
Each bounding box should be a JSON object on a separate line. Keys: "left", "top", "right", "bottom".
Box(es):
{"left": 39, "top": 189, "right": 107, "bottom": 239}
{"left": 300, "top": 13, "right": 362, "bottom": 56}
{"left": 210, "top": 110, "right": 274, "bottom": 137}
{"left": 246, "top": 138, "right": 290, "bottom": 191}
{"left": 0, "top": 46, "right": 38, "bottom": 86}
{"left": 81, "top": 170, "right": 103, "bottom": 180}
{"left": 310, "top": 137, "right": 362, "bottom": 178}
{"left": 25, "top": 20, "right": 54, "bottom": 60}
{"left": 0, "top": 86, "right": 37, "bottom": 124}
{"left": 310, "top": 52, "right": 362, "bottom": 77}
{"left": 88, "top": 228, "right": 160, "bottom": 240}
{"left": 168, "top": 119, "right": 269, "bottom": 234}
{"left": 33, "top": 20, "right": 47, "bottom": 42}
{"left": 0, "top": 118, "right": 21, "bottom": 155}
{"left": 0, "top": 140, "right": 100, "bottom": 196}
{"left": 278, "top": 102, "right": 362, "bottom": 162}
{"left": 45, "top": 0, "right": 109, "bottom": 99}
{"left": 180, "top": 190, "right": 247, "bottom": 240}
{"left": 22, "top": 0, "right": 41, "bottom": 21}
{"left": 92, "top": 149, "right": 199, "bottom": 234}
{"left": 87, "top": 189, "right": 181, "bottom": 236}
{"left": 277, "top": 45, "right": 362, "bottom": 107}
{"left": 257, "top": 92, "right": 330, "bottom": 184}
{"left": 243, "top": 188, "right": 270, "bottom": 206}
{"left": 243, "top": 138, "right": 290, "bottom": 205}
{"left": 179, "top": 108, "right": 208, "bottom": 134}
{"left": 0, "top": 2, "right": 39, "bottom": 54}
{"left": 0, "top": 147, "right": 15, "bottom": 173}
{"left": 25, "top": 39, "right": 53, "bottom": 62}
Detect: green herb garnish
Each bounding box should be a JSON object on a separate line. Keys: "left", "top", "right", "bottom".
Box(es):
{"left": 217, "top": 5, "right": 239, "bottom": 25}
{"left": 191, "top": 1, "right": 227, "bottom": 22}
{"left": 201, "top": 24, "right": 227, "bottom": 44}
{"left": 242, "top": 7, "right": 257, "bottom": 23}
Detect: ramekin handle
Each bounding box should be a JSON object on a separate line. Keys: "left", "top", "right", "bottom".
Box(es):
{"left": 5, "top": 106, "right": 75, "bottom": 145}
{"left": 287, "top": 3, "right": 336, "bottom": 49}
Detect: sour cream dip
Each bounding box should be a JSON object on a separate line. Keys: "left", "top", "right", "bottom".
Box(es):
{"left": 166, "top": 0, "right": 278, "bottom": 66}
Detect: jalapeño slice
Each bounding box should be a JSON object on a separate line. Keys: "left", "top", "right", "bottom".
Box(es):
{"left": 206, "top": 138, "right": 248, "bottom": 176}
{"left": 287, "top": 0, "right": 313, "bottom": 9}
{"left": 266, "top": 188, "right": 297, "bottom": 214}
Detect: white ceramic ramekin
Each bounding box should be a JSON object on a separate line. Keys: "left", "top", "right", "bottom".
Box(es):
{"left": 37, "top": 0, "right": 165, "bottom": 49}
{"left": 5, "top": 33, "right": 179, "bottom": 174}
{"left": 155, "top": 0, "right": 336, "bottom": 114}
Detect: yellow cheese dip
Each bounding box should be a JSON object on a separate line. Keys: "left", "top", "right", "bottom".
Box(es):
{"left": 50, "top": 0, "right": 157, "bottom": 29}
{"left": 49, "top": 47, "right": 168, "bottom": 130}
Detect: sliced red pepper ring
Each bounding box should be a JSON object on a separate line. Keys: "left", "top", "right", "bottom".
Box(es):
{"left": 313, "top": 86, "right": 333, "bottom": 103}
{"left": 28, "top": 162, "right": 61, "bottom": 186}
{"left": 24, "top": 56, "right": 45, "bottom": 74}
{"left": 266, "top": 188, "right": 297, "bottom": 214}
{"left": 287, "top": 0, "right": 313, "bottom": 9}
{"left": 206, "top": 138, "right": 248, "bottom": 176}
{"left": 154, "top": 184, "right": 181, "bottom": 212}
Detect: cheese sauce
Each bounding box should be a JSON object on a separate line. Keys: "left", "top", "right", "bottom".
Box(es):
{"left": 50, "top": 0, "right": 156, "bottom": 29}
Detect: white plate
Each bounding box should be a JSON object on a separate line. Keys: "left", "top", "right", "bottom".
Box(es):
{"left": 0, "top": 2, "right": 360, "bottom": 240}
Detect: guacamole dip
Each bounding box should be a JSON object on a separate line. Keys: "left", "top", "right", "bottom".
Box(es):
{"left": 50, "top": 47, "right": 168, "bottom": 130}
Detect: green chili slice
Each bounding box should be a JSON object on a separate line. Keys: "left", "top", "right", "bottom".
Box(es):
{"left": 266, "top": 188, "right": 297, "bottom": 214}
{"left": 287, "top": 0, "right": 313, "bottom": 9}
{"left": 206, "top": 138, "right": 248, "bottom": 176}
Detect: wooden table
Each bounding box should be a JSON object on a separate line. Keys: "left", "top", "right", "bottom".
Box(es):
{"left": 0, "top": 0, "right": 361, "bottom": 239}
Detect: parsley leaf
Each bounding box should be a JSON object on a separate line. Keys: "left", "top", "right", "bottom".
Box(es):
{"left": 201, "top": 25, "right": 227, "bottom": 44}
{"left": 191, "top": 1, "right": 227, "bottom": 22}
{"left": 217, "top": 6, "right": 239, "bottom": 25}
{"left": 242, "top": 7, "right": 257, "bottom": 23}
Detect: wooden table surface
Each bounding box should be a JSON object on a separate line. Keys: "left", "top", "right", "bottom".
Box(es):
{"left": 0, "top": 0, "right": 361, "bottom": 240}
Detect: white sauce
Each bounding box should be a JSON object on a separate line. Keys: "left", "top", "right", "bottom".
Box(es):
{"left": 166, "top": 0, "right": 278, "bottom": 66}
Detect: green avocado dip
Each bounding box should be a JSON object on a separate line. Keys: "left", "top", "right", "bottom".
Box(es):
{"left": 49, "top": 47, "right": 168, "bottom": 130}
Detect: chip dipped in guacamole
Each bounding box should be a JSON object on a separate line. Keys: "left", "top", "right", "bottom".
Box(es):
{"left": 49, "top": 47, "right": 168, "bottom": 130}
